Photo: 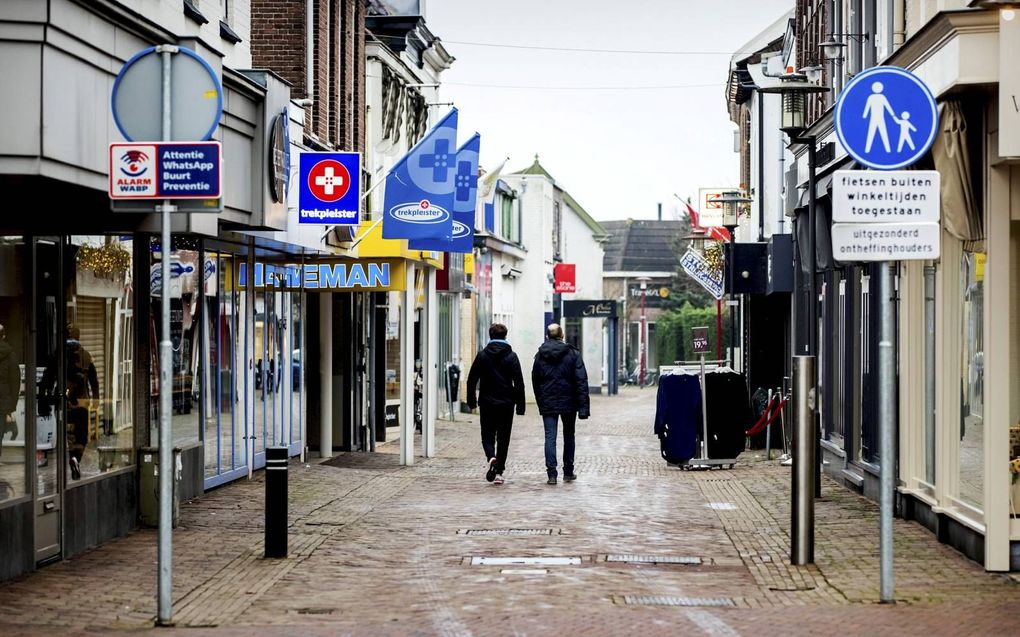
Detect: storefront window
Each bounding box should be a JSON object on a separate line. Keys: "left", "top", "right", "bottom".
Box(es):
{"left": 58, "top": 236, "right": 135, "bottom": 483}
{"left": 149, "top": 239, "right": 201, "bottom": 449}
{"left": 204, "top": 252, "right": 245, "bottom": 479}
{"left": 959, "top": 250, "right": 984, "bottom": 509}
{"left": 0, "top": 237, "right": 28, "bottom": 502}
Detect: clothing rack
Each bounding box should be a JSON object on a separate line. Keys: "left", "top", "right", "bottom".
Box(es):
{"left": 670, "top": 354, "right": 737, "bottom": 469}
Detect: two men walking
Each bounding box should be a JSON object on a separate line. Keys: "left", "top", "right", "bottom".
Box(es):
{"left": 466, "top": 322, "right": 589, "bottom": 485}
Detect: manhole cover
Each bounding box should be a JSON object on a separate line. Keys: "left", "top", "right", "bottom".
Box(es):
{"left": 461, "top": 528, "right": 554, "bottom": 536}
{"left": 705, "top": 502, "right": 738, "bottom": 511}
{"left": 606, "top": 555, "right": 702, "bottom": 565}
{"left": 470, "top": 556, "right": 581, "bottom": 566}
{"left": 619, "top": 595, "right": 736, "bottom": 607}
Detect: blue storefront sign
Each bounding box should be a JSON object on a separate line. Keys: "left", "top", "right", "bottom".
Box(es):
{"left": 835, "top": 66, "right": 939, "bottom": 171}
{"left": 109, "top": 141, "right": 221, "bottom": 199}
{"left": 297, "top": 151, "right": 362, "bottom": 225}
{"left": 237, "top": 261, "right": 393, "bottom": 291}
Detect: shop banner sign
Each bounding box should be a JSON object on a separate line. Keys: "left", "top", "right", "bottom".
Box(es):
{"left": 408, "top": 133, "right": 480, "bottom": 254}
{"left": 382, "top": 109, "right": 458, "bottom": 241}
{"left": 297, "top": 151, "right": 362, "bottom": 225}
{"left": 553, "top": 263, "right": 576, "bottom": 293}
{"left": 679, "top": 248, "right": 723, "bottom": 300}
{"left": 236, "top": 260, "right": 405, "bottom": 292}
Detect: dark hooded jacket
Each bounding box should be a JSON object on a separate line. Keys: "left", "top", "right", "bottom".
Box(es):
{"left": 0, "top": 340, "right": 19, "bottom": 415}
{"left": 466, "top": 341, "right": 526, "bottom": 414}
{"left": 531, "top": 339, "right": 590, "bottom": 417}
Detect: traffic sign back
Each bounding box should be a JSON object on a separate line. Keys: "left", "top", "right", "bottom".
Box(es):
{"left": 835, "top": 66, "right": 939, "bottom": 170}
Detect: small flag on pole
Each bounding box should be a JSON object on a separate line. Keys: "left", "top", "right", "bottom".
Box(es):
{"left": 382, "top": 109, "right": 458, "bottom": 241}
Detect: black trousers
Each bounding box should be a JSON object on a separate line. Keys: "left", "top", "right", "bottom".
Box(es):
{"left": 479, "top": 404, "right": 515, "bottom": 474}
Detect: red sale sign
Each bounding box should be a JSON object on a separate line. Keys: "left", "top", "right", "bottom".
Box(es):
{"left": 553, "top": 263, "right": 576, "bottom": 293}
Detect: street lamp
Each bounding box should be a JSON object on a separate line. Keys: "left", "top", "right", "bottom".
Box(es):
{"left": 757, "top": 70, "right": 828, "bottom": 566}
{"left": 709, "top": 191, "right": 752, "bottom": 369}
{"left": 636, "top": 276, "right": 651, "bottom": 387}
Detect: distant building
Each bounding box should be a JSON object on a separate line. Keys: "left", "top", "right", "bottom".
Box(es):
{"left": 601, "top": 219, "right": 685, "bottom": 378}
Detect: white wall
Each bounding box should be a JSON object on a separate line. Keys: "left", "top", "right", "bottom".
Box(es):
{"left": 560, "top": 202, "right": 605, "bottom": 388}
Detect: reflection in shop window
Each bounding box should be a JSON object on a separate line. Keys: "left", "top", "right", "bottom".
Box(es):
{"left": 959, "top": 250, "right": 984, "bottom": 509}
{"left": 149, "top": 239, "right": 202, "bottom": 448}
{"left": 48, "top": 236, "right": 136, "bottom": 483}
{"left": 0, "top": 237, "right": 28, "bottom": 501}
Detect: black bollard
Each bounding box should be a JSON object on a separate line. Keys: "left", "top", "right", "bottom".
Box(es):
{"left": 265, "top": 446, "right": 288, "bottom": 558}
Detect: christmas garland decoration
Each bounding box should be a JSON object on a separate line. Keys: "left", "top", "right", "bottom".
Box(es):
{"left": 703, "top": 242, "right": 724, "bottom": 278}
{"left": 77, "top": 243, "right": 132, "bottom": 278}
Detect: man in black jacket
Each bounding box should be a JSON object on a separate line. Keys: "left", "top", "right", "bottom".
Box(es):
{"left": 532, "top": 323, "right": 590, "bottom": 485}
{"left": 466, "top": 323, "right": 526, "bottom": 485}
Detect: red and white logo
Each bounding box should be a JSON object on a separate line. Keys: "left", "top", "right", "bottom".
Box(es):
{"left": 307, "top": 159, "right": 351, "bottom": 203}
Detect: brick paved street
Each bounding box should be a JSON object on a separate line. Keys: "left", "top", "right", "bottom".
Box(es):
{"left": 1, "top": 387, "right": 1019, "bottom": 636}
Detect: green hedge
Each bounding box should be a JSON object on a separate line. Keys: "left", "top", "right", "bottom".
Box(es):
{"left": 656, "top": 303, "right": 733, "bottom": 364}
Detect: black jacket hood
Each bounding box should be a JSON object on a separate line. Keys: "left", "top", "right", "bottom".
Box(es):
{"left": 537, "top": 339, "right": 572, "bottom": 362}
{"left": 483, "top": 341, "right": 514, "bottom": 361}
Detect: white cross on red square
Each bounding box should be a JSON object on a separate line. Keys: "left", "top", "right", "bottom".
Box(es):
{"left": 307, "top": 159, "right": 351, "bottom": 203}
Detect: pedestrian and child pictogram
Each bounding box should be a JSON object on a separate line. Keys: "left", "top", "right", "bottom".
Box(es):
{"left": 835, "top": 66, "right": 939, "bottom": 171}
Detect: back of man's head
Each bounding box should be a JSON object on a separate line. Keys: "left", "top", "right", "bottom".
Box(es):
{"left": 489, "top": 323, "right": 508, "bottom": 340}
{"left": 546, "top": 323, "right": 563, "bottom": 340}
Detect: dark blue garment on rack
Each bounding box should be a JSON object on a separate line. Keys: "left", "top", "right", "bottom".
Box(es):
{"left": 654, "top": 373, "right": 702, "bottom": 464}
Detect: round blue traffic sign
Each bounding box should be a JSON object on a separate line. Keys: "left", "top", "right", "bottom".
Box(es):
{"left": 111, "top": 46, "right": 223, "bottom": 142}
{"left": 835, "top": 66, "right": 939, "bottom": 170}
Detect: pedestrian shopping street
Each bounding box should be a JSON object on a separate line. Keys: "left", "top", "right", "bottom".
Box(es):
{"left": 0, "top": 388, "right": 1017, "bottom": 637}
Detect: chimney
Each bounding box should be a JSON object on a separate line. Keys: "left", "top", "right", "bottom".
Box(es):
{"left": 657, "top": 202, "right": 662, "bottom": 221}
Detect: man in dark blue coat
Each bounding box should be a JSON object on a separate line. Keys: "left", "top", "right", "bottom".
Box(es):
{"left": 466, "top": 323, "right": 526, "bottom": 485}
{"left": 532, "top": 323, "right": 590, "bottom": 485}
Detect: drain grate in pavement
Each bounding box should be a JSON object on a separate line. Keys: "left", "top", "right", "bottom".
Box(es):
{"left": 606, "top": 554, "right": 702, "bottom": 565}
{"left": 295, "top": 608, "right": 336, "bottom": 615}
{"left": 500, "top": 568, "right": 549, "bottom": 575}
{"left": 470, "top": 556, "right": 581, "bottom": 566}
{"left": 460, "top": 528, "right": 555, "bottom": 536}
{"left": 618, "top": 595, "right": 736, "bottom": 607}
{"left": 705, "top": 502, "right": 738, "bottom": 510}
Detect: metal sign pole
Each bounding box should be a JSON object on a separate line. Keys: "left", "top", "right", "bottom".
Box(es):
{"left": 699, "top": 353, "right": 708, "bottom": 460}
{"left": 156, "top": 44, "right": 176, "bottom": 626}
{"left": 878, "top": 261, "right": 895, "bottom": 602}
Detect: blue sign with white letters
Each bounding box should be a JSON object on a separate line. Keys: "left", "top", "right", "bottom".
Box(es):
{"left": 835, "top": 66, "right": 939, "bottom": 170}
{"left": 298, "top": 151, "right": 362, "bottom": 224}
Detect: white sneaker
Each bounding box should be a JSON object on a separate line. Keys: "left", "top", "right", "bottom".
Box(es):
{"left": 493, "top": 474, "right": 505, "bottom": 485}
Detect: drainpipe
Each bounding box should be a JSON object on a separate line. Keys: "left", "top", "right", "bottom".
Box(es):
{"left": 758, "top": 94, "right": 765, "bottom": 242}
{"left": 894, "top": 0, "right": 905, "bottom": 50}
{"left": 306, "top": 0, "right": 314, "bottom": 102}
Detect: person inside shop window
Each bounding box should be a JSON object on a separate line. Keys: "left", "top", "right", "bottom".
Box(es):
{"left": 39, "top": 324, "right": 99, "bottom": 480}
{"left": 0, "top": 324, "right": 20, "bottom": 459}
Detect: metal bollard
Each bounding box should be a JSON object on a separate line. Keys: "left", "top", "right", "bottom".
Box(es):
{"left": 265, "top": 446, "right": 288, "bottom": 558}
{"left": 791, "top": 355, "right": 816, "bottom": 566}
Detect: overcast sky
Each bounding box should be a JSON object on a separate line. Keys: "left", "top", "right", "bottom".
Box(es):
{"left": 425, "top": 0, "right": 792, "bottom": 222}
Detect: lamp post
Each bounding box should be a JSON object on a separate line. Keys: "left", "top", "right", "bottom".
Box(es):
{"left": 758, "top": 71, "right": 828, "bottom": 566}
{"left": 636, "top": 276, "right": 651, "bottom": 387}
{"left": 709, "top": 191, "right": 752, "bottom": 370}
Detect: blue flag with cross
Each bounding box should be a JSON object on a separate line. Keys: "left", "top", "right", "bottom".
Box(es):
{"left": 408, "top": 133, "right": 480, "bottom": 254}
{"left": 382, "top": 108, "right": 459, "bottom": 241}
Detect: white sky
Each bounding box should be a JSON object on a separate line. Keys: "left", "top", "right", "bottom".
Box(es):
{"left": 425, "top": 0, "right": 792, "bottom": 221}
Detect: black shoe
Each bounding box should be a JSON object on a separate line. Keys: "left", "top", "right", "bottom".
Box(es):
{"left": 564, "top": 473, "right": 577, "bottom": 482}
{"left": 70, "top": 457, "right": 81, "bottom": 480}
{"left": 547, "top": 477, "right": 557, "bottom": 485}
{"left": 486, "top": 458, "right": 497, "bottom": 482}
{"left": 4, "top": 420, "right": 17, "bottom": 440}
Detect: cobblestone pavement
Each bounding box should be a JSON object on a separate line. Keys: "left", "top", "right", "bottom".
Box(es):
{"left": 1, "top": 387, "right": 1019, "bottom": 636}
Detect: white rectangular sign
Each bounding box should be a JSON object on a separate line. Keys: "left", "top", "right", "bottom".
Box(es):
{"left": 697, "top": 187, "right": 736, "bottom": 228}
{"left": 832, "top": 170, "right": 940, "bottom": 223}
{"left": 831, "top": 222, "right": 940, "bottom": 261}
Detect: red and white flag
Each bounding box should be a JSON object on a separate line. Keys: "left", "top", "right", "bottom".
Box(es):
{"left": 682, "top": 199, "right": 730, "bottom": 242}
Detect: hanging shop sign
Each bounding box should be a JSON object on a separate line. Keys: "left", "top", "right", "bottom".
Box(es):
{"left": 553, "top": 263, "right": 576, "bottom": 293}
{"left": 562, "top": 300, "right": 617, "bottom": 318}
{"left": 236, "top": 259, "right": 405, "bottom": 292}
{"left": 297, "top": 151, "right": 362, "bottom": 225}
{"left": 679, "top": 248, "right": 724, "bottom": 300}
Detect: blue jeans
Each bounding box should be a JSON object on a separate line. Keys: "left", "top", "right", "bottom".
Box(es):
{"left": 543, "top": 413, "right": 576, "bottom": 478}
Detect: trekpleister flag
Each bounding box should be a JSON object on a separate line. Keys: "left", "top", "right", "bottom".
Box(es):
{"left": 382, "top": 108, "right": 458, "bottom": 241}
{"left": 409, "top": 133, "right": 480, "bottom": 254}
